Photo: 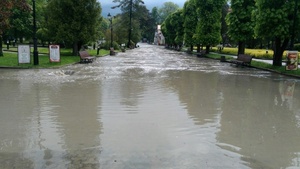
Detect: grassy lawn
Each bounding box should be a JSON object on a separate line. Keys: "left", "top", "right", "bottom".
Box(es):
{"left": 0, "top": 47, "right": 109, "bottom": 68}
{"left": 206, "top": 53, "right": 300, "bottom": 77}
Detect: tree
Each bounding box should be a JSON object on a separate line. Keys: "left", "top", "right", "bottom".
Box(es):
{"left": 138, "top": 6, "right": 156, "bottom": 43}
{"left": 158, "top": 2, "right": 179, "bottom": 24}
{"left": 183, "top": 0, "right": 198, "bottom": 52}
{"left": 112, "top": 0, "right": 145, "bottom": 47}
{"left": 227, "top": 0, "right": 255, "bottom": 55}
{"left": 221, "top": 3, "right": 230, "bottom": 46}
{"left": 161, "top": 14, "right": 176, "bottom": 46}
{"left": 254, "top": 0, "right": 300, "bottom": 66}
{"left": 0, "top": 0, "right": 30, "bottom": 56}
{"left": 46, "top": 0, "right": 102, "bottom": 55}
{"left": 195, "top": 0, "right": 226, "bottom": 53}
{"left": 170, "top": 9, "right": 184, "bottom": 47}
{"left": 7, "top": 7, "right": 32, "bottom": 43}
{"left": 151, "top": 7, "right": 160, "bottom": 25}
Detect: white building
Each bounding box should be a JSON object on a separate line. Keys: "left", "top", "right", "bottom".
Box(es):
{"left": 154, "top": 25, "right": 165, "bottom": 45}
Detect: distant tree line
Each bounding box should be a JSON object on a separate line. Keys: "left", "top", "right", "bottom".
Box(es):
{"left": 2, "top": 0, "right": 299, "bottom": 66}
{"left": 0, "top": 0, "right": 181, "bottom": 57}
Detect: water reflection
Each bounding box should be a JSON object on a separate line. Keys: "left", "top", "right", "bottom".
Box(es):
{"left": 0, "top": 69, "right": 103, "bottom": 168}
{"left": 1, "top": 44, "right": 300, "bottom": 168}
{"left": 216, "top": 75, "right": 300, "bottom": 168}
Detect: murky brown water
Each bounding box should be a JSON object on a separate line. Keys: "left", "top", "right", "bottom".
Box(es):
{"left": 1, "top": 44, "right": 300, "bottom": 169}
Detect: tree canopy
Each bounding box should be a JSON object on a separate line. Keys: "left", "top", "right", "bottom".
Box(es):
{"left": 183, "top": 0, "right": 198, "bottom": 51}
{"left": 227, "top": 0, "right": 255, "bottom": 54}
{"left": 46, "top": 0, "right": 102, "bottom": 55}
{"left": 0, "top": 0, "right": 30, "bottom": 56}
{"left": 195, "top": 0, "right": 226, "bottom": 52}
{"left": 254, "top": 0, "right": 300, "bottom": 66}
{"left": 158, "top": 2, "right": 179, "bottom": 24}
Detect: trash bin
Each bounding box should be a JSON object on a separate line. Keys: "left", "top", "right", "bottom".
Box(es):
{"left": 220, "top": 55, "right": 226, "bottom": 62}
{"left": 110, "top": 47, "right": 115, "bottom": 56}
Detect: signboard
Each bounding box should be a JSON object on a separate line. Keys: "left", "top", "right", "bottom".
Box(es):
{"left": 18, "top": 45, "right": 30, "bottom": 64}
{"left": 286, "top": 51, "right": 298, "bottom": 70}
{"left": 49, "top": 45, "right": 60, "bottom": 62}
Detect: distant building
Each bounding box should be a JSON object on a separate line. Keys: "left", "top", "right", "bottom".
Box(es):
{"left": 154, "top": 25, "right": 165, "bottom": 45}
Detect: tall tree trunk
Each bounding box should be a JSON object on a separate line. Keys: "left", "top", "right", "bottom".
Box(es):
{"left": 206, "top": 45, "right": 210, "bottom": 53}
{"left": 73, "top": 42, "right": 79, "bottom": 56}
{"left": 190, "top": 45, "right": 193, "bottom": 53}
{"left": 273, "top": 37, "right": 289, "bottom": 66}
{"left": 237, "top": 41, "right": 245, "bottom": 55}
{"left": 0, "top": 35, "right": 3, "bottom": 56}
{"left": 196, "top": 44, "right": 200, "bottom": 53}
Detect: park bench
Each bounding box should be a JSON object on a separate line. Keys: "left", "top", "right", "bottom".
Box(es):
{"left": 230, "top": 54, "right": 252, "bottom": 66}
{"left": 79, "top": 50, "right": 96, "bottom": 63}
{"left": 196, "top": 50, "right": 206, "bottom": 57}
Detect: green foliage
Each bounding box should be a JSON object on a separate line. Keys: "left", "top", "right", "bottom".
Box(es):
{"left": 293, "top": 43, "right": 300, "bottom": 51}
{"left": 7, "top": 7, "right": 32, "bottom": 40}
{"left": 161, "top": 15, "right": 176, "bottom": 45}
{"left": 46, "top": 0, "right": 102, "bottom": 52}
{"left": 111, "top": 0, "right": 147, "bottom": 45}
{"left": 195, "top": 0, "right": 226, "bottom": 46}
{"left": 101, "top": 41, "right": 120, "bottom": 50}
{"left": 170, "top": 9, "right": 184, "bottom": 45}
{"left": 254, "top": 0, "right": 293, "bottom": 39}
{"left": 254, "top": 0, "right": 299, "bottom": 66}
{"left": 227, "top": 0, "right": 255, "bottom": 41}
{"left": 158, "top": 2, "right": 179, "bottom": 23}
{"left": 183, "top": 0, "right": 197, "bottom": 46}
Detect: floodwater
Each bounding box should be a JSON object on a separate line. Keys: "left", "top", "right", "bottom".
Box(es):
{"left": 0, "top": 44, "right": 300, "bottom": 169}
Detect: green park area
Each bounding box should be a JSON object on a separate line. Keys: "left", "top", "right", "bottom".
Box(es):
{"left": 1, "top": 0, "right": 300, "bottom": 78}
{"left": 1, "top": 44, "right": 300, "bottom": 78}
{"left": 0, "top": 46, "right": 109, "bottom": 68}
{"left": 208, "top": 47, "right": 300, "bottom": 77}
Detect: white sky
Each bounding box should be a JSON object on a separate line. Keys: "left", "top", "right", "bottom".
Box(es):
{"left": 100, "top": 0, "right": 186, "bottom": 16}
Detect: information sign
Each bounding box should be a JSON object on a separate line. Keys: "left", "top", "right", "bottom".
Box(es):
{"left": 18, "top": 45, "right": 31, "bottom": 64}
{"left": 49, "top": 45, "right": 60, "bottom": 62}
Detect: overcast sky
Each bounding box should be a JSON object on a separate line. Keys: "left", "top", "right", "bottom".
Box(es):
{"left": 100, "top": 0, "right": 186, "bottom": 16}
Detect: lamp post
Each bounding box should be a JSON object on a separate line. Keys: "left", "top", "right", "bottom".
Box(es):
{"left": 32, "top": 0, "right": 39, "bottom": 65}
{"left": 108, "top": 13, "right": 114, "bottom": 55}
{"left": 128, "top": 0, "right": 133, "bottom": 48}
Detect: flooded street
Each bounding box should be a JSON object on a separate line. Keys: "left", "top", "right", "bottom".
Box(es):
{"left": 1, "top": 43, "right": 300, "bottom": 169}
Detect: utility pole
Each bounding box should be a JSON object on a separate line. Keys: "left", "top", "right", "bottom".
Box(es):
{"left": 32, "top": 0, "right": 39, "bottom": 65}
{"left": 128, "top": 0, "right": 133, "bottom": 48}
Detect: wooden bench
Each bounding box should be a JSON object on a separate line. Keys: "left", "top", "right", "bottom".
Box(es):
{"left": 230, "top": 54, "right": 252, "bottom": 66}
{"left": 79, "top": 51, "right": 95, "bottom": 63}
{"left": 196, "top": 50, "right": 206, "bottom": 57}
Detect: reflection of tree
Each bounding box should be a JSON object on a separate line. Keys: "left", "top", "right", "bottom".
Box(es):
{"left": 53, "top": 83, "right": 102, "bottom": 168}
{"left": 163, "top": 71, "right": 219, "bottom": 125}
{"left": 278, "top": 81, "right": 296, "bottom": 110}
{"left": 0, "top": 80, "right": 34, "bottom": 168}
{"left": 217, "top": 75, "right": 300, "bottom": 169}
{"left": 119, "top": 68, "right": 145, "bottom": 112}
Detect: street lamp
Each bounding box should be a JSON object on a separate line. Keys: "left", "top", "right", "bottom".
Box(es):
{"left": 107, "top": 13, "right": 114, "bottom": 55}
{"left": 32, "top": 0, "right": 39, "bottom": 65}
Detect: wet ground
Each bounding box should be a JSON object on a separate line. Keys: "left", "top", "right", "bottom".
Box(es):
{"left": 0, "top": 44, "right": 300, "bottom": 169}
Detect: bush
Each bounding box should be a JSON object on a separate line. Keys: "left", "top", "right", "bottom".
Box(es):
{"left": 100, "top": 41, "right": 120, "bottom": 50}
{"left": 293, "top": 43, "right": 300, "bottom": 51}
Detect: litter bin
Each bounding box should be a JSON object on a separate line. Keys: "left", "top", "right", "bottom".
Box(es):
{"left": 220, "top": 55, "right": 226, "bottom": 62}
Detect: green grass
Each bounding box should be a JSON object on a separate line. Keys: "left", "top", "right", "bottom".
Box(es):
{"left": 210, "top": 47, "right": 296, "bottom": 60}
{"left": 0, "top": 48, "right": 109, "bottom": 68}
{"left": 206, "top": 53, "right": 300, "bottom": 77}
